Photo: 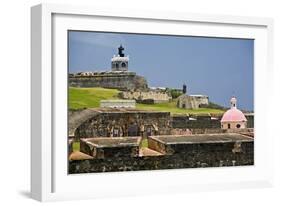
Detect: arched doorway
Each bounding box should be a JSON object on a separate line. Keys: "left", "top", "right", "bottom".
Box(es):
{"left": 109, "top": 126, "right": 124, "bottom": 137}
{"left": 128, "top": 124, "right": 138, "bottom": 136}
{"left": 113, "top": 127, "right": 120, "bottom": 137}
{"left": 145, "top": 125, "right": 155, "bottom": 137}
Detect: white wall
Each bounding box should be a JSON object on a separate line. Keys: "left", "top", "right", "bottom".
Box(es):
{"left": 0, "top": 0, "right": 280, "bottom": 205}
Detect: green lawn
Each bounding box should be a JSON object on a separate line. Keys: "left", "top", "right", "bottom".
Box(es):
{"left": 141, "top": 138, "right": 148, "bottom": 148}
{"left": 72, "top": 141, "right": 80, "bottom": 152}
{"left": 69, "top": 87, "right": 120, "bottom": 109}
{"left": 69, "top": 87, "right": 224, "bottom": 115}
{"left": 137, "top": 100, "right": 224, "bottom": 115}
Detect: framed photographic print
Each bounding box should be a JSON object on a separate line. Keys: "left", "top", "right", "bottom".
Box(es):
{"left": 31, "top": 3, "right": 274, "bottom": 201}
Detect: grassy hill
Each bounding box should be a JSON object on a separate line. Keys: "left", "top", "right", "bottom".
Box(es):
{"left": 137, "top": 102, "right": 224, "bottom": 115}
{"left": 69, "top": 87, "right": 225, "bottom": 115}
{"left": 69, "top": 87, "right": 120, "bottom": 109}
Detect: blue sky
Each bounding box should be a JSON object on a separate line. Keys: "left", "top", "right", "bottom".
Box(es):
{"left": 68, "top": 31, "right": 254, "bottom": 111}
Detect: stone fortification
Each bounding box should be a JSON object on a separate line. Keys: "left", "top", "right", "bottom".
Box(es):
{"left": 80, "top": 137, "right": 141, "bottom": 159}
{"left": 171, "top": 113, "right": 254, "bottom": 129}
{"left": 177, "top": 94, "right": 209, "bottom": 109}
{"left": 119, "top": 90, "right": 172, "bottom": 103}
{"left": 68, "top": 109, "right": 254, "bottom": 138}
{"left": 69, "top": 133, "right": 253, "bottom": 173}
{"left": 100, "top": 99, "right": 136, "bottom": 108}
{"left": 73, "top": 108, "right": 172, "bottom": 138}
{"left": 69, "top": 46, "right": 148, "bottom": 91}
{"left": 69, "top": 71, "right": 148, "bottom": 91}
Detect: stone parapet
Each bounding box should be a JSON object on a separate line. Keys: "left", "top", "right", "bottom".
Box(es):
{"left": 100, "top": 100, "right": 136, "bottom": 108}
{"left": 69, "top": 133, "right": 254, "bottom": 173}
{"left": 80, "top": 137, "right": 141, "bottom": 159}
{"left": 69, "top": 72, "right": 148, "bottom": 91}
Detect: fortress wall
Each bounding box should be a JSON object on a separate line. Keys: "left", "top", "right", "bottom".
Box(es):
{"left": 100, "top": 100, "right": 136, "bottom": 108}
{"left": 69, "top": 109, "right": 254, "bottom": 139}
{"left": 120, "top": 91, "right": 172, "bottom": 103}
{"left": 185, "top": 119, "right": 221, "bottom": 128}
{"left": 192, "top": 96, "right": 209, "bottom": 106}
{"left": 171, "top": 114, "right": 254, "bottom": 129}
{"left": 177, "top": 95, "right": 209, "bottom": 109}
{"left": 69, "top": 74, "right": 148, "bottom": 91}
{"left": 69, "top": 136, "right": 253, "bottom": 173}
{"left": 245, "top": 114, "right": 254, "bottom": 128}
{"left": 74, "top": 111, "right": 172, "bottom": 138}
{"left": 190, "top": 128, "right": 253, "bottom": 135}
{"left": 80, "top": 141, "right": 139, "bottom": 159}
{"left": 171, "top": 115, "right": 221, "bottom": 129}
{"left": 80, "top": 137, "right": 141, "bottom": 159}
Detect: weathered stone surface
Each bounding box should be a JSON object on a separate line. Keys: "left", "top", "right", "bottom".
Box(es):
{"left": 171, "top": 114, "right": 254, "bottom": 129}
{"left": 177, "top": 94, "right": 209, "bottom": 109}
{"left": 119, "top": 90, "right": 172, "bottom": 103}
{"left": 69, "top": 72, "right": 148, "bottom": 91}
{"left": 80, "top": 137, "right": 141, "bottom": 159}
{"left": 190, "top": 128, "right": 254, "bottom": 135}
{"left": 74, "top": 109, "right": 172, "bottom": 138}
{"left": 100, "top": 99, "right": 136, "bottom": 108}
{"left": 69, "top": 134, "right": 254, "bottom": 173}
{"left": 69, "top": 109, "right": 254, "bottom": 139}
{"left": 147, "top": 133, "right": 253, "bottom": 155}
{"left": 68, "top": 109, "right": 99, "bottom": 137}
{"left": 245, "top": 113, "right": 254, "bottom": 128}
{"left": 171, "top": 115, "right": 221, "bottom": 129}
{"left": 170, "top": 128, "right": 192, "bottom": 135}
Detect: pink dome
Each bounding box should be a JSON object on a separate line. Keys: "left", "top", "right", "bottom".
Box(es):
{"left": 221, "top": 108, "right": 247, "bottom": 122}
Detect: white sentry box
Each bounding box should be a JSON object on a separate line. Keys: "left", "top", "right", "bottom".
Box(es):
{"left": 31, "top": 3, "right": 274, "bottom": 202}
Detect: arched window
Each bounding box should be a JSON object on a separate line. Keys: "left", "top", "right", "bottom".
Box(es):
{"left": 113, "top": 128, "right": 120, "bottom": 137}
{"left": 121, "top": 62, "right": 126, "bottom": 68}
{"left": 227, "top": 124, "right": 231, "bottom": 129}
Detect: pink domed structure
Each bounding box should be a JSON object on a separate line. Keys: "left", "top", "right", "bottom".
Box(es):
{"left": 221, "top": 97, "right": 247, "bottom": 129}
{"left": 221, "top": 108, "right": 247, "bottom": 122}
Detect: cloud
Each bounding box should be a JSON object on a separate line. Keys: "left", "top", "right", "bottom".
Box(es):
{"left": 69, "top": 31, "right": 126, "bottom": 49}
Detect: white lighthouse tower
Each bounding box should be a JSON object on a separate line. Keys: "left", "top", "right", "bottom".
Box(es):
{"left": 111, "top": 45, "right": 129, "bottom": 72}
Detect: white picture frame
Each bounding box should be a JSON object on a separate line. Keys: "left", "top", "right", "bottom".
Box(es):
{"left": 31, "top": 3, "right": 274, "bottom": 202}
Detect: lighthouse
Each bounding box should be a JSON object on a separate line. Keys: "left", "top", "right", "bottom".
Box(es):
{"left": 111, "top": 45, "right": 129, "bottom": 72}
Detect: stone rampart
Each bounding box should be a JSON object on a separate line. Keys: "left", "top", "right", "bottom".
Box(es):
{"left": 69, "top": 109, "right": 254, "bottom": 140}
{"left": 69, "top": 72, "right": 148, "bottom": 91}
{"left": 100, "top": 100, "right": 136, "bottom": 108}
{"left": 69, "top": 133, "right": 254, "bottom": 173}
{"left": 119, "top": 90, "right": 172, "bottom": 103}
{"left": 171, "top": 114, "right": 254, "bottom": 129}
{"left": 80, "top": 137, "right": 141, "bottom": 159}
{"left": 171, "top": 115, "right": 221, "bottom": 129}
{"left": 177, "top": 94, "right": 209, "bottom": 109}
{"left": 74, "top": 109, "right": 172, "bottom": 138}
